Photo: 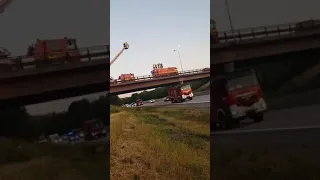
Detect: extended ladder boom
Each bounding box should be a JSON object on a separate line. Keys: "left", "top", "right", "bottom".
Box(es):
{"left": 110, "top": 42, "right": 129, "bottom": 66}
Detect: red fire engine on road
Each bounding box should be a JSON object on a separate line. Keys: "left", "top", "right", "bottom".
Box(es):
{"left": 83, "top": 119, "right": 106, "bottom": 141}
{"left": 136, "top": 98, "right": 143, "bottom": 106}
{"left": 119, "top": 73, "right": 135, "bottom": 82}
{"left": 211, "top": 69, "right": 267, "bottom": 130}
{"left": 168, "top": 83, "right": 193, "bottom": 103}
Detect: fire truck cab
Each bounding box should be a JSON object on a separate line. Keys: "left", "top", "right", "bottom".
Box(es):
{"left": 28, "top": 37, "right": 80, "bottom": 64}
{"left": 135, "top": 98, "right": 143, "bottom": 106}
{"left": 168, "top": 83, "right": 193, "bottom": 103}
{"left": 119, "top": 73, "right": 135, "bottom": 82}
{"left": 211, "top": 69, "right": 267, "bottom": 130}
{"left": 83, "top": 119, "right": 106, "bottom": 141}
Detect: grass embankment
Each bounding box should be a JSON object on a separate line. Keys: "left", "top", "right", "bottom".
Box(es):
{"left": 0, "top": 138, "right": 109, "bottom": 180}
{"left": 212, "top": 142, "right": 320, "bottom": 180}
{"left": 110, "top": 106, "right": 210, "bottom": 180}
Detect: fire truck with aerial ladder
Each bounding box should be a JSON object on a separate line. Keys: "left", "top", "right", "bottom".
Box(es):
{"left": 110, "top": 42, "right": 129, "bottom": 83}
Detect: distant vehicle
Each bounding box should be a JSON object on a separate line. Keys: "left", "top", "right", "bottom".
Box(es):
{"left": 136, "top": 98, "right": 143, "bottom": 106}
{"left": 168, "top": 83, "right": 193, "bottom": 103}
{"left": 83, "top": 119, "right": 106, "bottom": 141}
{"left": 66, "top": 131, "right": 79, "bottom": 142}
{"left": 72, "top": 129, "right": 84, "bottom": 140}
{"left": 38, "top": 134, "right": 48, "bottom": 144}
{"left": 211, "top": 69, "right": 267, "bottom": 130}
{"left": 28, "top": 37, "right": 81, "bottom": 65}
{"left": 202, "top": 67, "right": 210, "bottom": 72}
{"left": 163, "top": 96, "right": 170, "bottom": 102}
{"left": 48, "top": 133, "right": 60, "bottom": 144}
{"left": 151, "top": 64, "right": 179, "bottom": 78}
{"left": 130, "top": 103, "right": 136, "bottom": 107}
{"left": 119, "top": 73, "right": 135, "bottom": 82}
{"left": 149, "top": 99, "right": 155, "bottom": 103}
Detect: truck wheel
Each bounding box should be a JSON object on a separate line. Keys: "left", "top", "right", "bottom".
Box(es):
{"left": 253, "top": 112, "right": 264, "bottom": 122}
{"left": 178, "top": 97, "right": 182, "bottom": 103}
{"left": 218, "top": 113, "right": 239, "bottom": 130}
{"left": 218, "top": 113, "right": 230, "bottom": 130}
{"left": 189, "top": 97, "right": 193, "bottom": 100}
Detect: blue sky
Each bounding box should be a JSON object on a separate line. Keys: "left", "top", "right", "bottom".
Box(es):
{"left": 212, "top": 0, "right": 320, "bottom": 31}
{"left": 110, "top": 0, "right": 210, "bottom": 80}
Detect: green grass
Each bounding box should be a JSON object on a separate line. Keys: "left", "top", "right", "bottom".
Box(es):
{"left": 0, "top": 138, "right": 109, "bottom": 180}
{"left": 111, "top": 107, "right": 210, "bottom": 180}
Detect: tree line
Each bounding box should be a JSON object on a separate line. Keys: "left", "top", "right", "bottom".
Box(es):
{"left": 0, "top": 95, "right": 109, "bottom": 140}
{"left": 110, "top": 79, "right": 209, "bottom": 105}
{"left": 0, "top": 79, "right": 208, "bottom": 140}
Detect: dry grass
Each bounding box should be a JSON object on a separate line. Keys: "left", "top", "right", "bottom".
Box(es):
{"left": 110, "top": 106, "right": 210, "bottom": 180}
{"left": 0, "top": 138, "right": 109, "bottom": 180}
{"left": 211, "top": 142, "right": 320, "bottom": 180}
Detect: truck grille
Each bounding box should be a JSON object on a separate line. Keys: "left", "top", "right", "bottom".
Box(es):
{"left": 236, "top": 94, "right": 258, "bottom": 106}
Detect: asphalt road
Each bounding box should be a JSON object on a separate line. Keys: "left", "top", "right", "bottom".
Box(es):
{"left": 211, "top": 104, "right": 320, "bottom": 145}
{"left": 212, "top": 104, "right": 320, "bottom": 133}
{"left": 143, "top": 94, "right": 210, "bottom": 108}
{"left": 212, "top": 126, "right": 320, "bottom": 145}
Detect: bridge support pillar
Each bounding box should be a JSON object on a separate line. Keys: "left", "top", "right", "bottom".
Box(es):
{"left": 224, "top": 62, "right": 235, "bottom": 73}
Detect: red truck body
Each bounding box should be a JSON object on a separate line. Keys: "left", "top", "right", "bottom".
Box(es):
{"left": 83, "top": 119, "right": 106, "bottom": 141}
{"left": 135, "top": 98, "right": 143, "bottom": 106}
{"left": 211, "top": 69, "right": 267, "bottom": 130}
{"left": 168, "top": 83, "right": 193, "bottom": 103}
{"left": 28, "top": 37, "right": 81, "bottom": 63}
{"left": 119, "top": 73, "right": 135, "bottom": 82}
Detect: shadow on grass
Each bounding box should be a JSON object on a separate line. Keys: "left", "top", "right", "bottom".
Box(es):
{"left": 0, "top": 138, "right": 109, "bottom": 180}
{"left": 135, "top": 114, "right": 175, "bottom": 126}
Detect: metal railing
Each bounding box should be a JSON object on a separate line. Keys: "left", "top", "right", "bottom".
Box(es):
{"left": 110, "top": 68, "right": 210, "bottom": 85}
{"left": 0, "top": 45, "right": 110, "bottom": 72}
{"left": 215, "top": 20, "right": 320, "bottom": 44}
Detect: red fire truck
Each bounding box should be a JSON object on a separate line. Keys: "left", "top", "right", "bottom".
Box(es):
{"left": 211, "top": 69, "right": 267, "bottom": 130}
{"left": 27, "top": 37, "right": 80, "bottom": 65}
{"left": 83, "top": 119, "right": 106, "bottom": 141}
{"left": 168, "top": 83, "right": 193, "bottom": 103}
{"left": 136, "top": 98, "right": 143, "bottom": 106}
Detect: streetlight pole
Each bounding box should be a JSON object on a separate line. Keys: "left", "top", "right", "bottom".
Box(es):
{"left": 225, "top": 0, "right": 236, "bottom": 41}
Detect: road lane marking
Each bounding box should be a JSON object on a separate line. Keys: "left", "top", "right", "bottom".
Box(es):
{"left": 211, "top": 125, "right": 320, "bottom": 135}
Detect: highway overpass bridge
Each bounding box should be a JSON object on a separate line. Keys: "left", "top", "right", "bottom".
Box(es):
{"left": 211, "top": 20, "right": 320, "bottom": 70}
{"left": 0, "top": 45, "right": 110, "bottom": 107}
{"left": 110, "top": 69, "right": 210, "bottom": 95}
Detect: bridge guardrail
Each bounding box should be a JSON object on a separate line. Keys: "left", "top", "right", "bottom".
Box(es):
{"left": 110, "top": 68, "right": 210, "bottom": 85}
{"left": 216, "top": 20, "right": 320, "bottom": 44}
{"left": 0, "top": 45, "right": 110, "bottom": 72}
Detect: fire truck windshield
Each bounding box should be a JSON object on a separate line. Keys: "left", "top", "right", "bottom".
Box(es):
{"left": 227, "top": 75, "right": 258, "bottom": 91}
{"left": 181, "top": 84, "right": 191, "bottom": 90}
{"left": 66, "top": 39, "right": 77, "bottom": 50}
{"left": 46, "top": 41, "right": 60, "bottom": 52}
